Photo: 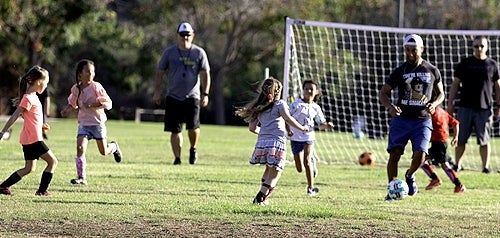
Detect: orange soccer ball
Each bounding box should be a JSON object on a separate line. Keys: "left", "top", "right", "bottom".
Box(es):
{"left": 358, "top": 152, "right": 376, "bottom": 166}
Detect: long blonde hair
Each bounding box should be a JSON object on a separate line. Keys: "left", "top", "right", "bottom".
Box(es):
{"left": 13, "top": 65, "right": 49, "bottom": 106}
{"left": 235, "top": 77, "right": 283, "bottom": 123}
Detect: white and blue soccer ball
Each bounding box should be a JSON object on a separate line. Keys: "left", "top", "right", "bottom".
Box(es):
{"left": 387, "top": 179, "right": 409, "bottom": 200}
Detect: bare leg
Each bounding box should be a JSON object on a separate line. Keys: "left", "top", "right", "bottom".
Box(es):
{"left": 303, "top": 144, "right": 314, "bottom": 189}
{"left": 454, "top": 144, "right": 466, "bottom": 171}
{"left": 39, "top": 150, "right": 58, "bottom": 173}
{"left": 262, "top": 166, "right": 282, "bottom": 192}
{"left": 387, "top": 148, "right": 402, "bottom": 182}
{"left": 407, "top": 151, "right": 426, "bottom": 177}
{"left": 188, "top": 128, "right": 200, "bottom": 149}
{"left": 76, "top": 136, "right": 88, "bottom": 157}
{"left": 17, "top": 160, "right": 36, "bottom": 177}
{"left": 294, "top": 152, "right": 304, "bottom": 173}
{"left": 171, "top": 132, "right": 182, "bottom": 158}
{"left": 95, "top": 139, "right": 116, "bottom": 156}
{"left": 479, "top": 144, "right": 490, "bottom": 170}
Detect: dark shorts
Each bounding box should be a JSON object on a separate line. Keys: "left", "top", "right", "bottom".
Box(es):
{"left": 22, "top": 141, "right": 50, "bottom": 160}
{"left": 456, "top": 107, "right": 492, "bottom": 145}
{"left": 164, "top": 96, "right": 200, "bottom": 133}
{"left": 428, "top": 141, "right": 447, "bottom": 165}
{"left": 290, "top": 140, "right": 314, "bottom": 154}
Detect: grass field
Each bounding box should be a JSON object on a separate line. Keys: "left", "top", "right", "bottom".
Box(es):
{"left": 0, "top": 119, "right": 499, "bottom": 237}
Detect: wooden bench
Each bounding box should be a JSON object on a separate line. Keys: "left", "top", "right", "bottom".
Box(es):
{"left": 134, "top": 108, "right": 165, "bottom": 123}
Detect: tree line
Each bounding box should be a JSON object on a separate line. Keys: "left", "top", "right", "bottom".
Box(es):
{"left": 1, "top": 0, "right": 499, "bottom": 125}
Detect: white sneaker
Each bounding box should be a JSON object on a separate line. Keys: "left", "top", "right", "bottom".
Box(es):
{"left": 307, "top": 187, "right": 319, "bottom": 196}
{"left": 70, "top": 177, "right": 87, "bottom": 185}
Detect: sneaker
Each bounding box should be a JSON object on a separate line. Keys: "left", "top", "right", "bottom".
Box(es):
{"left": 252, "top": 193, "right": 269, "bottom": 206}
{"left": 173, "top": 157, "right": 181, "bottom": 165}
{"left": 189, "top": 148, "right": 198, "bottom": 164}
{"left": 0, "top": 186, "right": 12, "bottom": 195}
{"left": 453, "top": 164, "right": 464, "bottom": 172}
{"left": 111, "top": 141, "right": 122, "bottom": 163}
{"left": 405, "top": 170, "right": 418, "bottom": 196}
{"left": 252, "top": 197, "right": 268, "bottom": 206}
{"left": 307, "top": 187, "right": 319, "bottom": 197}
{"left": 454, "top": 184, "right": 466, "bottom": 193}
{"left": 482, "top": 168, "right": 491, "bottom": 174}
{"left": 311, "top": 158, "right": 318, "bottom": 178}
{"left": 70, "top": 177, "right": 88, "bottom": 185}
{"left": 425, "top": 178, "right": 442, "bottom": 190}
{"left": 35, "top": 190, "right": 51, "bottom": 196}
{"left": 385, "top": 194, "right": 396, "bottom": 202}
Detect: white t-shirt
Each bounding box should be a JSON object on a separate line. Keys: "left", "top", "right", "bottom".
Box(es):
{"left": 288, "top": 98, "right": 327, "bottom": 142}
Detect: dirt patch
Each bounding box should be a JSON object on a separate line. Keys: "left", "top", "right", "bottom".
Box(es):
{"left": 0, "top": 219, "right": 387, "bottom": 237}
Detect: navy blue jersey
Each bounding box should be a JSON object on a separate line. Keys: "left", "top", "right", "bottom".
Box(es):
{"left": 386, "top": 60, "right": 442, "bottom": 119}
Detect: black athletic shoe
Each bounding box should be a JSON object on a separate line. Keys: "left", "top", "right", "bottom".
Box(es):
{"left": 173, "top": 157, "right": 181, "bottom": 165}
{"left": 111, "top": 141, "right": 122, "bottom": 163}
{"left": 189, "top": 148, "right": 198, "bottom": 164}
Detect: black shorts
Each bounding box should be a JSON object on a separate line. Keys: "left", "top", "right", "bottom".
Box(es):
{"left": 428, "top": 141, "right": 447, "bottom": 165}
{"left": 164, "top": 96, "right": 200, "bottom": 133}
{"left": 22, "top": 141, "right": 50, "bottom": 160}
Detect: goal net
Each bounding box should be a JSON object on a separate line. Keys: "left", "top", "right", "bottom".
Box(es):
{"left": 283, "top": 17, "right": 500, "bottom": 172}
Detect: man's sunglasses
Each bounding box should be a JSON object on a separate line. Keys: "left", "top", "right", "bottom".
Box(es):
{"left": 179, "top": 33, "right": 192, "bottom": 37}
{"left": 473, "top": 44, "right": 485, "bottom": 49}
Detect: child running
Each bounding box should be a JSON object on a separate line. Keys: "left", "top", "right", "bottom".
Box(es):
{"left": 421, "top": 105, "right": 465, "bottom": 193}
{"left": 235, "top": 77, "right": 308, "bottom": 206}
{"left": 288, "top": 80, "right": 334, "bottom": 196}
{"left": 61, "top": 59, "right": 122, "bottom": 185}
{"left": 0, "top": 65, "right": 58, "bottom": 196}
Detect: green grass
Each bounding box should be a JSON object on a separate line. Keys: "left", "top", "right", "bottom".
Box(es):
{"left": 0, "top": 119, "right": 499, "bottom": 237}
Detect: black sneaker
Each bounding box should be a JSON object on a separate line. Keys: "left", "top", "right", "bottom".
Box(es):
{"left": 482, "top": 168, "right": 491, "bottom": 174}
{"left": 189, "top": 148, "right": 198, "bottom": 164}
{"left": 173, "top": 157, "right": 181, "bottom": 165}
{"left": 111, "top": 141, "right": 122, "bottom": 163}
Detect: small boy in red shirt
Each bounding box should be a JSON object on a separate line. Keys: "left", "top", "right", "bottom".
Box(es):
{"left": 421, "top": 105, "right": 465, "bottom": 193}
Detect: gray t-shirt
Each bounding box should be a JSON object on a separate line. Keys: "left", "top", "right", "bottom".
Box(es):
{"left": 257, "top": 100, "right": 288, "bottom": 141}
{"left": 157, "top": 44, "right": 210, "bottom": 100}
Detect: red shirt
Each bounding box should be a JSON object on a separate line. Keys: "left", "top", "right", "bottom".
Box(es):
{"left": 431, "top": 107, "right": 459, "bottom": 143}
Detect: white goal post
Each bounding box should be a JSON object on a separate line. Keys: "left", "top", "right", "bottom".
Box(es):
{"left": 283, "top": 17, "right": 500, "bottom": 171}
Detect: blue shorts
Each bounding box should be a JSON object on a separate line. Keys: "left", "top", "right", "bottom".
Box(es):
{"left": 77, "top": 125, "right": 107, "bottom": 140}
{"left": 387, "top": 116, "right": 432, "bottom": 154}
{"left": 456, "top": 107, "right": 492, "bottom": 146}
{"left": 290, "top": 140, "right": 314, "bottom": 154}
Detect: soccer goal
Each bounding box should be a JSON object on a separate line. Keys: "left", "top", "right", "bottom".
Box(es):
{"left": 283, "top": 17, "right": 500, "bottom": 171}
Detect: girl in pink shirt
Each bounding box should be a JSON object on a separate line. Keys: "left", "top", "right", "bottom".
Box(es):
{"left": 61, "top": 59, "right": 122, "bottom": 185}
{"left": 0, "top": 65, "right": 58, "bottom": 196}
